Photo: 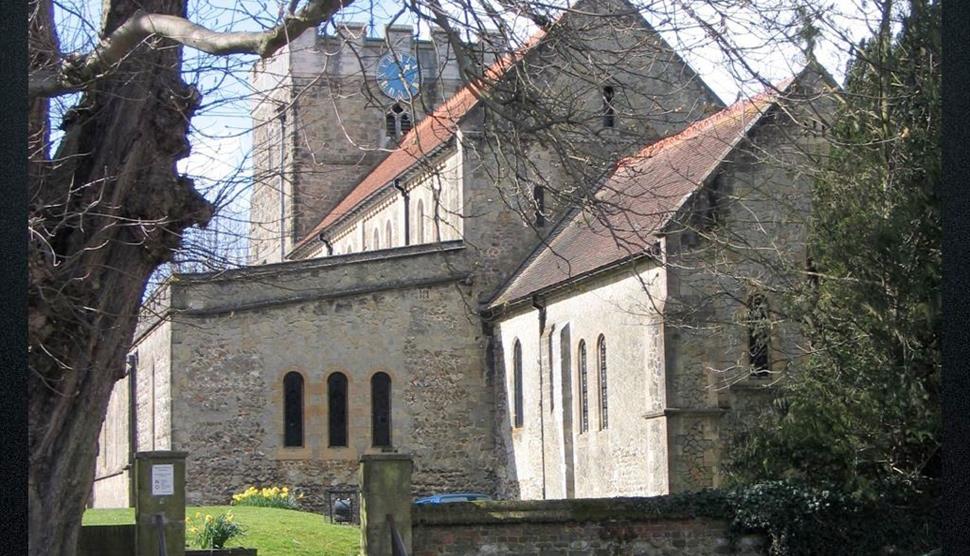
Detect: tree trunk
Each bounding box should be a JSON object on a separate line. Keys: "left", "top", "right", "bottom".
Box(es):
{"left": 27, "top": 0, "right": 211, "bottom": 554}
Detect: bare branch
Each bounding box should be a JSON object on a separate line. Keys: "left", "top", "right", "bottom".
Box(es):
{"left": 28, "top": 0, "right": 354, "bottom": 99}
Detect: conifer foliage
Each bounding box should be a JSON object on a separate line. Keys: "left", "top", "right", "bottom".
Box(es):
{"left": 728, "top": 0, "right": 940, "bottom": 533}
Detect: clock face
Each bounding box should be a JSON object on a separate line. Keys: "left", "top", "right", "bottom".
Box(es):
{"left": 377, "top": 53, "right": 420, "bottom": 101}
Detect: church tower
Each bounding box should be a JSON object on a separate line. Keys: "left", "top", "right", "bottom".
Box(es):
{"left": 248, "top": 23, "right": 479, "bottom": 264}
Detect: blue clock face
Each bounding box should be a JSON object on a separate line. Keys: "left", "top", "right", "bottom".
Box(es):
{"left": 377, "top": 53, "right": 420, "bottom": 101}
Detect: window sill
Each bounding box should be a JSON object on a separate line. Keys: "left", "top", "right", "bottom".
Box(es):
{"left": 274, "top": 447, "right": 311, "bottom": 460}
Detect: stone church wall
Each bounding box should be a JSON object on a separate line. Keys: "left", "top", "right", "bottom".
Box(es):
{"left": 151, "top": 243, "right": 500, "bottom": 511}
{"left": 456, "top": 0, "right": 724, "bottom": 302}
{"left": 92, "top": 317, "right": 174, "bottom": 508}
{"left": 249, "top": 25, "right": 470, "bottom": 264}
{"left": 91, "top": 373, "right": 130, "bottom": 508}
{"left": 307, "top": 147, "right": 464, "bottom": 258}
{"left": 492, "top": 263, "right": 670, "bottom": 500}
{"left": 660, "top": 76, "right": 832, "bottom": 493}
{"left": 248, "top": 33, "right": 297, "bottom": 265}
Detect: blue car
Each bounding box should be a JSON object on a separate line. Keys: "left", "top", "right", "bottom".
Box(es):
{"left": 414, "top": 492, "right": 491, "bottom": 505}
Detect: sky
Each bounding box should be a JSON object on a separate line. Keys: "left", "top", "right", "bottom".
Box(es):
{"left": 50, "top": 0, "right": 881, "bottom": 268}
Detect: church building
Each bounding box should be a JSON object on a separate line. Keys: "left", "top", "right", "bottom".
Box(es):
{"left": 91, "top": 0, "right": 834, "bottom": 510}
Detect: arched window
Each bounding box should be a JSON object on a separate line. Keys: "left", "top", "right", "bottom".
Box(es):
{"left": 578, "top": 340, "right": 588, "bottom": 433}
{"left": 385, "top": 220, "right": 393, "bottom": 248}
{"left": 400, "top": 112, "right": 412, "bottom": 136}
{"left": 416, "top": 199, "right": 425, "bottom": 244}
{"left": 597, "top": 335, "right": 608, "bottom": 430}
{"left": 371, "top": 372, "right": 392, "bottom": 447}
{"left": 748, "top": 294, "right": 771, "bottom": 375}
{"left": 385, "top": 104, "right": 412, "bottom": 142}
{"left": 373, "top": 228, "right": 380, "bottom": 250}
{"left": 533, "top": 185, "right": 546, "bottom": 227}
{"left": 513, "top": 340, "right": 524, "bottom": 428}
{"left": 283, "top": 372, "right": 304, "bottom": 447}
{"left": 328, "top": 373, "right": 348, "bottom": 447}
{"left": 602, "top": 86, "right": 616, "bottom": 128}
{"left": 385, "top": 109, "right": 396, "bottom": 139}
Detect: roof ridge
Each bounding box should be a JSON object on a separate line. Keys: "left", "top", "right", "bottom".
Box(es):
{"left": 614, "top": 80, "right": 790, "bottom": 172}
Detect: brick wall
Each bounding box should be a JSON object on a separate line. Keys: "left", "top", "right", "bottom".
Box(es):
{"left": 412, "top": 497, "right": 766, "bottom": 555}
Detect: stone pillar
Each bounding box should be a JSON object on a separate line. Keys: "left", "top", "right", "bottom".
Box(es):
{"left": 359, "top": 453, "right": 413, "bottom": 556}
{"left": 134, "top": 451, "right": 187, "bottom": 556}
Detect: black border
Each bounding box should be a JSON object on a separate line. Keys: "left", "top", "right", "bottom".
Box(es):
{"left": 942, "top": 0, "right": 970, "bottom": 553}
{"left": 1, "top": 0, "right": 28, "bottom": 553}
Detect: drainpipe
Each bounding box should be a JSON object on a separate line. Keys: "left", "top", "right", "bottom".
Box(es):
{"left": 319, "top": 233, "right": 333, "bottom": 256}
{"left": 532, "top": 295, "right": 547, "bottom": 500}
{"left": 393, "top": 178, "right": 410, "bottom": 246}
{"left": 127, "top": 352, "right": 138, "bottom": 507}
{"left": 277, "top": 107, "right": 287, "bottom": 262}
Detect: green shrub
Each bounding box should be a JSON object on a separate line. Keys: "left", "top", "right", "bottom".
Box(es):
{"left": 231, "top": 485, "right": 302, "bottom": 509}
{"left": 188, "top": 511, "right": 245, "bottom": 549}
{"left": 728, "top": 480, "right": 938, "bottom": 556}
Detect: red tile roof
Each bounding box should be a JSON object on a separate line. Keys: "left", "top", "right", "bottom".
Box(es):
{"left": 292, "top": 28, "right": 549, "bottom": 253}
{"left": 487, "top": 83, "right": 790, "bottom": 308}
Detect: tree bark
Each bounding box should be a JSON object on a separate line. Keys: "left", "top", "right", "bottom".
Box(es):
{"left": 28, "top": 0, "right": 212, "bottom": 554}
{"left": 28, "top": 0, "right": 359, "bottom": 551}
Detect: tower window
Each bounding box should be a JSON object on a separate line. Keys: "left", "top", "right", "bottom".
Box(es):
{"left": 513, "top": 340, "right": 524, "bottom": 428}
{"left": 283, "top": 372, "right": 304, "bottom": 447}
{"left": 373, "top": 228, "right": 380, "bottom": 250}
{"left": 385, "top": 110, "right": 396, "bottom": 139}
{"left": 371, "top": 372, "right": 392, "bottom": 447}
{"left": 328, "top": 373, "right": 348, "bottom": 447}
{"left": 597, "top": 335, "right": 608, "bottom": 430}
{"left": 602, "top": 86, "right": 616, "bottom": 128}
{"left": 400, "top": 113, "right": 412, "bottom": 136}
{"left": 579, "top": 340, "right": 588, "bottom": 433}
{"left": 747, "top": 294, "right": 771, "bottom": 375}
{"left": 385, "top": 103, "right": 412, "bottom": 142}
{"left": 385, "top": 220, "right": 393, "bottom": 248}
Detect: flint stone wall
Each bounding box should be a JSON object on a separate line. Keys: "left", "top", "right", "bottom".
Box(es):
{"left": 660, "top": 71, "right": 834, "bottom": 493}
{"left": 411, "top": 497, "right": 765, "bottom": 555}
{"left": 158, "top": 242, "right": 501, "bottom": 511}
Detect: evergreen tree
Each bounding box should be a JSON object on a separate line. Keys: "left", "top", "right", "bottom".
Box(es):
{"left": 729, "top": 0, "right": 940, "bottom": 501}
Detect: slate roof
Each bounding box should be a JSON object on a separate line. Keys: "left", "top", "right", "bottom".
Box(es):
{"left": 487, "top": 82, "right": 792, "bottom": 309}
{"left": 291, "top": 27, "right": 549, "bottom": 253}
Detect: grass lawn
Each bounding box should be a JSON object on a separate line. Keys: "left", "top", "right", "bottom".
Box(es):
{"left": 83, "top": 505, "right": 359, "bottom": 556}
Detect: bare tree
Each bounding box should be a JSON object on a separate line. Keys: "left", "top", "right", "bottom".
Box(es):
{"left": 28, "top": 0, "right": 880, "bottom": 554}
{"left": 27, "top": 1, "right": 355, "bottom": 553}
